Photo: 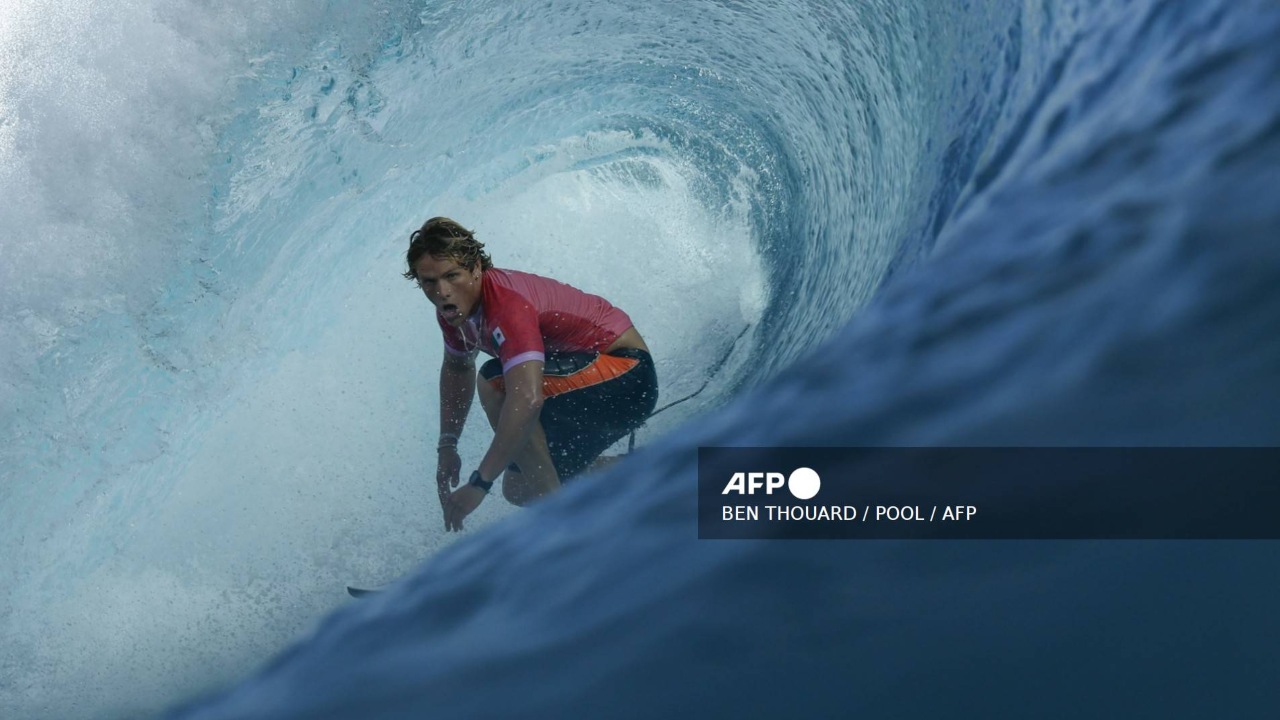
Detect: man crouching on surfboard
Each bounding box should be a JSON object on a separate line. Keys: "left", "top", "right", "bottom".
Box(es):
{"left": 405, "top": 217, "right": 658, "bottom": 531}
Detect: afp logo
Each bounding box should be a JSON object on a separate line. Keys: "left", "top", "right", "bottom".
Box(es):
{"left": 722, "top": 467, "right": 821, "bottom": 500}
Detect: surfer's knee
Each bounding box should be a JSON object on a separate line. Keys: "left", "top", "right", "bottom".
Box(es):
{"left": 502, "top": 461, "right": 560, "bottom": 506}
{"left": 476, "top": 360, "right": 506, "bottom": 410}
{"left": 477, "top": 372, "right": 500, "bottom": 400}
{"left": 478, "top": 362, "right": 505, "bottom": 390}
{"left": 502, "top": 465, "right": 531, "bottom": 506}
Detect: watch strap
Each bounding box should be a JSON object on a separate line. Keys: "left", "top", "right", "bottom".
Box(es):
{"left": 467, "top": 470, "right": 494, "bottom": 493}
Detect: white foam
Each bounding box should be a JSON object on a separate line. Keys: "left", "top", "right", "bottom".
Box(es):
{"left": 1, "top": 3, "right": 774, "bottom": 716}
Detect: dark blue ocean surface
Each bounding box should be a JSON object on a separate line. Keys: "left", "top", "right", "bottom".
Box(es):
{"left": 1, "top": 0, "right": 1277, "bottom": 718}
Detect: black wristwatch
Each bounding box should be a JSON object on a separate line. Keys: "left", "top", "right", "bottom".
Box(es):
{"left": 467, "top": 470, "right": 494, "bottom": 493}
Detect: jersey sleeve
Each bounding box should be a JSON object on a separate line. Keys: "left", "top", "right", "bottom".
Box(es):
{"left": 487, "top": 287, "right": 545, "bottom": 373}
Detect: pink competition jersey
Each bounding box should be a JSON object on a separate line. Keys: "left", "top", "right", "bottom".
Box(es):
{"left": 437, "top": 268, "right": 634, "bottom": 374}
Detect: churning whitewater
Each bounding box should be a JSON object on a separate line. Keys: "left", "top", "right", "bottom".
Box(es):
{"left": 2, "top": 1, "right": 1278, "bottom": 718}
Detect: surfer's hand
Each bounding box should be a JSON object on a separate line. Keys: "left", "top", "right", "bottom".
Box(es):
{"left": 445, "top": 484, "right": 486, "bottom": 532}
{"left": 437, "top": 446, "right": 462, "bottom": 487}
{"left": 436, "top": 447, "right": 462, "bottom": 528}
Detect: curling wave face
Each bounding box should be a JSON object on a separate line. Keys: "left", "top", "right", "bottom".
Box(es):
{"left": 3, "top": 0, "right": 1280, "bottom": 718}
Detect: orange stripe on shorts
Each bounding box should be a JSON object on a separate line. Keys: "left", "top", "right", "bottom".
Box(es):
{"left": 487, "top": 354, "right": 640, "bottom": 397}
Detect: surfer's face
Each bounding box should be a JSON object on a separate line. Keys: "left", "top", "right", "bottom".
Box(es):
{"left": 414, "top": 255, "right": 483, "bottom": 326}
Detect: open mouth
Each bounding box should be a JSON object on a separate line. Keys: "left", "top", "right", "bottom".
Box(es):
{"left": 440, "top": 303, "right": 460, "bottom": 320}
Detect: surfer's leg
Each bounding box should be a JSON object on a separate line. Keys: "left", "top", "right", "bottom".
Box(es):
{"left": 496, "top": 424, "right": 561, "bottom": 506}
{"left": 534, "top": 348, "right": 659, "bottom": 480}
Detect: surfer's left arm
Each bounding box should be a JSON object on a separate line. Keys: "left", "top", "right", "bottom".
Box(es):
{"left": 445, "top": 360, "right": 545, "bottom": 529}
{"left": 478, "top": 359, "right": 544, "bottom": 481}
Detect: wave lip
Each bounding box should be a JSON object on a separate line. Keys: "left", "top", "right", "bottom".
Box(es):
{"left": 171, "top": 0, "right": 1280, "bottom": 718}
{"left": 5, "top": 0, "right": 1280, "bottom": 717}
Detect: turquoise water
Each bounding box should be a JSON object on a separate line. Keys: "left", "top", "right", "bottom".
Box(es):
{"left": 2, "top": 1, "right": 1278, "bottom": 717}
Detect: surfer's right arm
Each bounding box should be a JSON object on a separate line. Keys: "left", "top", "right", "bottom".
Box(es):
{"left": 436, "top": 352, "right": 475, "bottom": 527}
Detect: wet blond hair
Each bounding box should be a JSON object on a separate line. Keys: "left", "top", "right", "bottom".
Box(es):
{"left": 403, "top": 216, "right": 494, "bottom": 281}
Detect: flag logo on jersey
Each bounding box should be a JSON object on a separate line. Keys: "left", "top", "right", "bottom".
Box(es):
{"left": 491, "top": 326, "right": 506, "bottom": 347}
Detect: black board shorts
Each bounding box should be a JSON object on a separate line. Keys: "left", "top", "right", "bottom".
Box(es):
{"left": 480, "top": 347, "right": 658, "bottom": 479}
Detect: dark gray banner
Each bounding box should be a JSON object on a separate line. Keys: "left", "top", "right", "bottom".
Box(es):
{"left": 698, "top": 448, "right": 1280, "bottom": 539}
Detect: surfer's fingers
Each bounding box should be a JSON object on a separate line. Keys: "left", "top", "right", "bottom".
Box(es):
{"left": 439, "top": 492, "right": 454, "bottom": 530}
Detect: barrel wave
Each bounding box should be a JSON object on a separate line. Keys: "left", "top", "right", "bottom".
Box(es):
{"left": 2, "top": 1, "right": 1278, "bottom": 718}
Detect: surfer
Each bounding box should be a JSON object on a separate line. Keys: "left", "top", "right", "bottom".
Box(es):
{"left": 405, "top": 217, "right": 658, "bottom": 531}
